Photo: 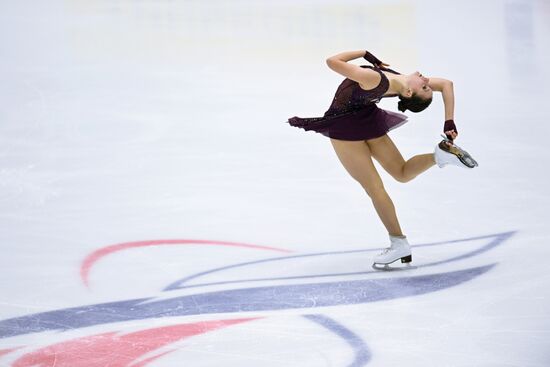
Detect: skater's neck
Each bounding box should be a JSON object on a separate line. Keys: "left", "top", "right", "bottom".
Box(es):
{"left": 386, "top": 74, "right": 408, "bottom": 96}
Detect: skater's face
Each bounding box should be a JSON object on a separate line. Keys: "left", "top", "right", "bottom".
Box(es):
{"left": 407, "top": 71, "right": 433, "bottom": 100}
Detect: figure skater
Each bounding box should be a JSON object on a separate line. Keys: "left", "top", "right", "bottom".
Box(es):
{"left": 286, "top": 49, "right": 477, "bottom": 267}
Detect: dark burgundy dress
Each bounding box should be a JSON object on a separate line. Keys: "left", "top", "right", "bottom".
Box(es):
{"left": 287, "top": 65, "right": 408, "bottom": 141}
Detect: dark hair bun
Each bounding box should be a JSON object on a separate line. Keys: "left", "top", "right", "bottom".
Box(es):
{"left": 397, "top": 95, "right": 432, "bottom": 113}
{"left": 397, "top": 99, "right": 408, "bottom": 112}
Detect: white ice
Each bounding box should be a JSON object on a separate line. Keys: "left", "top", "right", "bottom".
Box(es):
{"left": 1, "top": 0, "right": 550, "bottom": 366}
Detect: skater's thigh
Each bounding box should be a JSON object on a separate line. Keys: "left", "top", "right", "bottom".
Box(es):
{"left": 366, "top": 135, "right": 406, "bottom": 178}
{"left": 330, "top": 138, "right": 384, "bottom": 192}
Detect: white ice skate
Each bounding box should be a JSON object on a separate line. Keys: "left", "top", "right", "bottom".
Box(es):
{"left": 372, "top": 235, "right": 412, "bottom": 269}
{"left": 434, "top": 135, "right": 478, "bottom": 169}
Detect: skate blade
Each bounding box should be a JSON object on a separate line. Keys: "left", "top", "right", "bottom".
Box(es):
{"left": 372, "top": 263, "right": 417, "bottom": 271}
{"left": 372, "top": 255, "right": 414, "bottom": 271}
{"left": 439, "top": 140, "right": 479, "bottom": 168}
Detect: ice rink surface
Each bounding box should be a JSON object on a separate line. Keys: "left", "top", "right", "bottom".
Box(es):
{"left": 1, "top": 0, "right": 550, "bottom": 366}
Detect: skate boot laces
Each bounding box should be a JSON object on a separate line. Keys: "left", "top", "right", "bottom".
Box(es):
{"left": 379, "top": 247, "right": 392, "bottom": 255}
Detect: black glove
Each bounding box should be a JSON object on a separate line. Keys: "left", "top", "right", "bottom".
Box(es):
{"left": 443, "top": 119, "right": 457, "bottom": 141}
{"left": 363, "top": 51, "right": 383, "bottom": 67}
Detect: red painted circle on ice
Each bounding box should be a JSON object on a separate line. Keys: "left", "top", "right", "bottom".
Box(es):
{"left": 81, "top": 239, "right": 293, "bottom": 288}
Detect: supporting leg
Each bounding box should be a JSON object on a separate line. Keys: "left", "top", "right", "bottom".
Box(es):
{"left": 330, "top": 138, "right": 403, "bottom": 237}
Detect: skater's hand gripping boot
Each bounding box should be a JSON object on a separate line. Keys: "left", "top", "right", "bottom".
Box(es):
{"left": 443, "top": 119, "right": 458, "bottom": 142}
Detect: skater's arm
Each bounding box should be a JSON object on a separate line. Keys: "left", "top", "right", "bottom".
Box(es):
{"left": 428, "top": 77, "right": 457, "bottom": 140}
{"left": 428, "top": 77, "right": 454, "bottom": 120}
{"left": 326, "top": 50, "right": 383, "bottom": 88}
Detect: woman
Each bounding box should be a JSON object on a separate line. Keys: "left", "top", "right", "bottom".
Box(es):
{"left": 286, "top": 50, "right": 477, "bottom": 267}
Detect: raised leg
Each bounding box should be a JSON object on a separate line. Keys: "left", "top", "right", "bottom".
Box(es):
{"left": 366, "top": 135, "right": 435, "bottom": 183}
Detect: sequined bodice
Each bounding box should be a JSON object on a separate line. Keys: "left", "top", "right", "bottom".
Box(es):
{"left": 325, "top": 65, "right": 399, "bottom": 116}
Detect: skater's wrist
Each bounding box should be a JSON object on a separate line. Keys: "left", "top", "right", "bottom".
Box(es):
{"left": 443, "top": 119, "right": 457, "bottom": 141}
{"left": 443, "top": 119, "right": 455, "bottom": 128}
{"left": 363, "top": 50, "right": 383, "bottom": 66}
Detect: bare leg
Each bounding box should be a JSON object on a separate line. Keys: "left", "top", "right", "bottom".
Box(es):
{"left": 402, "top": 153, "right": 436, "bottom": 181}
{"left": 330, "top": 138, "right": 404, "bottom": 237}
{"left": 367, "top": 135, "right": 435, "bottom": 183}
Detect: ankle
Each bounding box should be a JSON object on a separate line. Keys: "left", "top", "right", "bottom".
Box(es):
{"left": 389, "top": 234, "right": 406, "bottom": 239}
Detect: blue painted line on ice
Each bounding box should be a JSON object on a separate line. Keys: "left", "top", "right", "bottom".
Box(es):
{"left": 164, "top": 231, "right": 515, "bottom": 291}
{"left": 0, "top": 265, "right": 494, "bottom": 339}
{"left": 304, "top": 314, "right": 371, "bottom": 366}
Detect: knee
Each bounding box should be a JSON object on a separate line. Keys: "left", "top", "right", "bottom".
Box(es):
{"left": 391, "top": 166, "right": 413, "bottom": 183}
{"left": 394, "top": 174, "right": 413, "bottom": 183}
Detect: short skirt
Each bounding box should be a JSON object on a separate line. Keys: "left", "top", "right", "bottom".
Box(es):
{"left": 287, "top": 105, "right": 408, "bottom": 141}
